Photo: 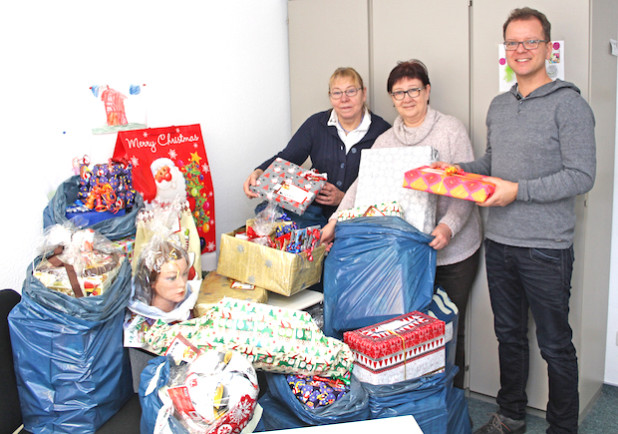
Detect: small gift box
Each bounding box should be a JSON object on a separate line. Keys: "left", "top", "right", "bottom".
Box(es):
{"left": 249, "top": 158, "right": 327, "bottom": 215}
{"left": 403, "top": 165, "right": 495, "bottom": 203}
{"left": 336, "top": 201, "right": 404, "bottom": 222}
{"left": 344, "top": 311, "right": 445, "bottom": 385}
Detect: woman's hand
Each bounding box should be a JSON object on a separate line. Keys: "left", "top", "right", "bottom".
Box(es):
{"left": 320, "top": 219, "right": 337, "bottom": 252}
{"left": 315, "top": 182, "right": 345, "bottom": 206}
{"left": 243, "top": 169, "right": 263, "bottom": 198}
{"left": 429, "top": 223, "right": 452, "bottom": 250}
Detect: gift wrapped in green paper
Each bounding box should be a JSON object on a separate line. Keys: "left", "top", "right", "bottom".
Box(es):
{"left": 143, "top": 297, "right": 354, "bottom": 382}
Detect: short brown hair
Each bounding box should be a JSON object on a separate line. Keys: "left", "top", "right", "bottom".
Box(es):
{"left": 503, "top": 7, "right": 551, "bottom": 41}
{"left": 387, "top": 59, "right": 430, "bottom": 93}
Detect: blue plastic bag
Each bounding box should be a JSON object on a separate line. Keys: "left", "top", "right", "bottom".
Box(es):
{"left": 363, "top": 366, "right": 457, "bottom": 434}
{"left": 139, "top": 356, "right": 188, "bottom": 434}
{"left": 8, "top": 256, "right": 133, "bottom": 433}
{"left": 43, "top": 175, "right": 143, "bottom": 241}
{"left": 258, "top": 373, "right": 370, "bottom": 430}
{"left": 447, "top": 386, "right": 472, "bottom": 434}
{"left": 323, "top": 217, "right": 436, "bottom": 339}
{"left": 140, "top": 355, "right": 263, "bottom": 434}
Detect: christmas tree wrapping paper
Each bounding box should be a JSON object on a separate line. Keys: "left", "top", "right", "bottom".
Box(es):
{"left": 403, "top": 165, "right": 496, "bottom": 203}
{"left": 143, "top": 297, "right": 354, "bottom": 382}
{"left": 249, "top": 158, "right": 327, "bottom": 215}
{"left": 355, "top": 146, "right": 438, "bottom": 234}
{"left": 344, "top": 311, "right": 445, "bottom": 385}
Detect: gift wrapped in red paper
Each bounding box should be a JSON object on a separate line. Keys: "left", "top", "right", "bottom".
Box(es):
{"left": 344, "top": 311, "right": 445, "bottom": 385}
{"left": 403, "top": 165, "right": 495, "bottom": 203}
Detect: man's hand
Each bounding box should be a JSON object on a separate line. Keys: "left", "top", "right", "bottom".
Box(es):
{"left": 315, "top": 182, "right": 345, "bottom": 206}
{"left": 243, "top": 169, "right": 263, "bottom": 198}
{"left": 429, "top": 223, "right": 452, "bottom": 250}
{"left": 480, "top": 177, "right": 518, "bottom": 207}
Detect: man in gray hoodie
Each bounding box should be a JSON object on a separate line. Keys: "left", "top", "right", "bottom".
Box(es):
{"left": 459, "top": 8, "right": 596, "bottom": 434}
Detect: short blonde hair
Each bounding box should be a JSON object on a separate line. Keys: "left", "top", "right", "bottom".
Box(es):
{"left": 328, "top": 67, "right": 365, "bottom": 91}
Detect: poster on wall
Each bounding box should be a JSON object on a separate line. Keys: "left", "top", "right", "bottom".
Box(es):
{"left": 498, "top": 41, "right": 564, "bottom": 92}
{"left": 90, "top": 83, "right": 148, "bottom": 134}
{"left": 113, "top": 124, "right": 216, "bottom": 253}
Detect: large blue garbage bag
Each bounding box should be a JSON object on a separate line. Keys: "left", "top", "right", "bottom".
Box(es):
{"left": 43, "top": 175, "right": 143, "bottom": 240}
{"left": 8, "top": 256, "right": 133, "bottom": 434}
{"left": 363, "top": 366, "right": 457, "bottom": 434}
{"left": 447, "top": 385, "right": 471, "bottom": 434}
{"left": 323, "top": 217, "right": 436, "bottom": 339}
{"left": 140, "top": 356, "right": 264, "bottom": 434}
{"left": 139, "top": 356, "right": 188, "bottom": 434}
{"left": 258, "top": 373, "right": 370, "bottom": 430}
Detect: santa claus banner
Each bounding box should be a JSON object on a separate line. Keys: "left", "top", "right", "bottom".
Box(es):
{"left": 113, "top": 124, "right": 215, "bottom": 253}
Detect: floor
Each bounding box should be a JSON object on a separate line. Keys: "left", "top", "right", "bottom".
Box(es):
{"left": 467, "top": 384, "right": 618, "bottom": 433}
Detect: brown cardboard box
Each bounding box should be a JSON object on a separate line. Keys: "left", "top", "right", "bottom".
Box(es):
{"left": 194, "top": 271, "right": 268, "bottom": 316}
{"left": 216, "top": 227, "right": 326, "bottom": 296}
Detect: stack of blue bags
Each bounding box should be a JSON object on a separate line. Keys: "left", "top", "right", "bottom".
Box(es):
{"left": 258, "top": 217, "right": 471, "bottom": 432}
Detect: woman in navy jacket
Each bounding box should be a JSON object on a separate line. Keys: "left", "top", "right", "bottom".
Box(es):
{"left": 243, "top": 67, "right": 391, "bottom": 227}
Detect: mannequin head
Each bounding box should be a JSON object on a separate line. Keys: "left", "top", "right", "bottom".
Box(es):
{"left": 134, "top": 239, "right": 191, "bottom": 312}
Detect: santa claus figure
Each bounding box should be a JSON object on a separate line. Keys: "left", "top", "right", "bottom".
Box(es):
{"left": 150, "top": 158, "right": 187, "bottom": 204}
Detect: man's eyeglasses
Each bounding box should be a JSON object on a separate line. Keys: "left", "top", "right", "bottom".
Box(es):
{"left": 329, "top": 88, "right": 362, "bottom": 99}
{"left": 503, "top": 39, "right": 548, "bottom": 51}
{"left": 390, "top": 87, "right": 425, "bottom": 100}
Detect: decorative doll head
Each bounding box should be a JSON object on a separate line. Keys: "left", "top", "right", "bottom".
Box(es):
{"left": 134, "top": 239, "right": 191, "bottom": 312}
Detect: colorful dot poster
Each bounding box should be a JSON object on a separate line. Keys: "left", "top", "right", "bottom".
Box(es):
{"left": 113, "top": 125, "right": 216, "bottom": 253}
{"left": 498, "top": 41, "right": 564, "bottom": 92}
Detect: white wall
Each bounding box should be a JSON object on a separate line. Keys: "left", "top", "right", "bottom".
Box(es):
{"left": 0, "top": 1, "right": 291, "bottom": 290}
{"left": 605, "top": 43, "right": 618, "bottom": 386}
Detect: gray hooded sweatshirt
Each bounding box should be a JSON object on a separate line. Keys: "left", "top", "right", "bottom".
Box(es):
{"left": 460, "top": 79, "right": 596, "bottom": 249}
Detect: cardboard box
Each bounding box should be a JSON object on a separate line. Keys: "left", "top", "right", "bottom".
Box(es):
{"left": 216, "top": 227, "right": 326, "bottom": 296}
{"left": 194, "top": 271, "right": 268, "bottom": 316}
{"left": 249, "top": 158, "right": 327, "bottom": 215}
{"left": 355, "top": 147, "right": 437, "bottom": 234}
{"left": 403, "top": 165, "right": 495, "bottom": 203}
{"left": 344, "top": 311, "right": 445, "bottom": 385}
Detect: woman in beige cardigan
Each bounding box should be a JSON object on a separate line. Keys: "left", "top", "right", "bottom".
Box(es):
{"left": 322, "top": 60, "right": 482, "bottom": 389}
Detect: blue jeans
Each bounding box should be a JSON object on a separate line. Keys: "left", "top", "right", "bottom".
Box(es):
{"left": 484, "top": 239, "right": 578, "bottom": 434}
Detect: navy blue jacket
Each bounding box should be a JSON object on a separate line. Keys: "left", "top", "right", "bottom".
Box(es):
{"left": 258, "top": 110, "right": 391, "bottom": 218}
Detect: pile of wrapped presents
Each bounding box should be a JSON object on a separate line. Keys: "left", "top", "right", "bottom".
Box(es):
{"left": 6, "top": 125, "right": 496, "bottom": 433}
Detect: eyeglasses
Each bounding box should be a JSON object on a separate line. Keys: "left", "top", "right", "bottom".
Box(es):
{"left": 329, "top": 88, "right": 362, "bottom": 99}
{"left": 390, "top": 87, "right": 425, "bottom": 100}
{"left": 503, "top": 39, "right": 548, "bottom": 51}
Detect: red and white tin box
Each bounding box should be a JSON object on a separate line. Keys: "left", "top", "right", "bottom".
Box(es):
{"left": 343, "top": 311, "right": 445, "bottom": 385}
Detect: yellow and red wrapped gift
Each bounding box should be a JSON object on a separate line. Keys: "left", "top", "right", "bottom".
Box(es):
{"left": 403, "top": 165, "right": 495, "bottom": 203}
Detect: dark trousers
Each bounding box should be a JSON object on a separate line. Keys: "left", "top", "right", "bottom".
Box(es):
{"left": 435, "top": 248, "right": 480, "bottom": 389}
{"left": 485, "top": 239, "right": 578, "bottom": 434}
